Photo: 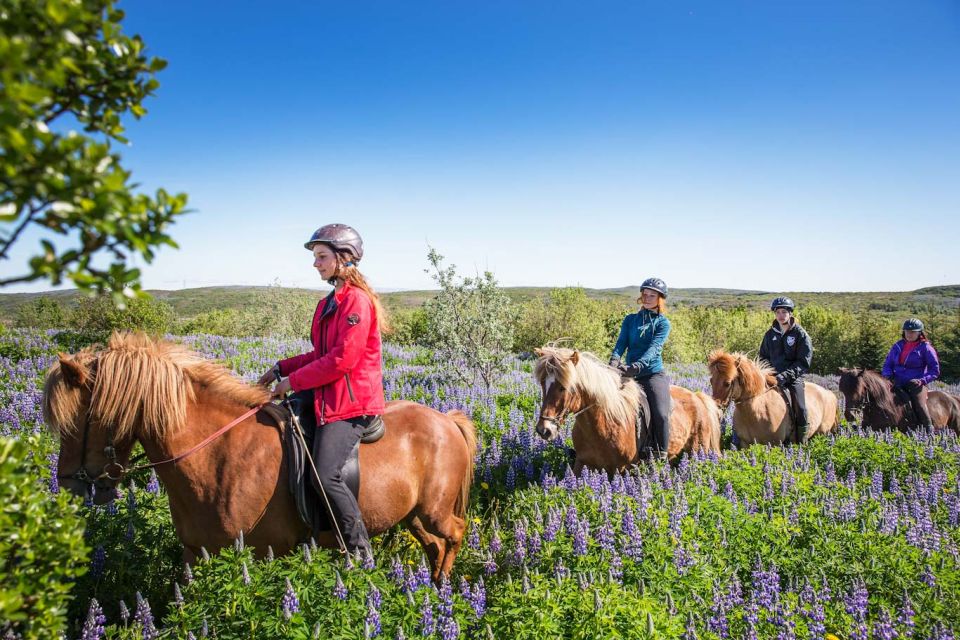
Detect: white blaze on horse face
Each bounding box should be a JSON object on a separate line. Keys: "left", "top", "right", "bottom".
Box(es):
{"left": 543, "top": 374, "right": 556, "bottom": 399}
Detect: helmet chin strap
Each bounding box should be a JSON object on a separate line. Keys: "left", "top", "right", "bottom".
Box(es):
{"left": 326, "top": 260, "right": 355, "bottom": 286}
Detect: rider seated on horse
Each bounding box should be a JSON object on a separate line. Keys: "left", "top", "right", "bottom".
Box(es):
{"left": 881, "top": 318, "right": 940, "bottom": 430}
{"left": 258, "top": 223, "right": 387, "bottom": 558}
{"left": 609, "top": 277, "right": 672, "bottom": 462}
{"left": 758, "top": 296, "right": 813, "bottom": 443}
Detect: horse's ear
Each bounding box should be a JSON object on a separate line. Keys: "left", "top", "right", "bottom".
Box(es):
{"left": 58, "top": 353, "right": 87, "bottom": 387}
{"left": 533, "top": 348, "right": 543, "bottom": 357}
{"left": 570, "top": 350, "right": 579, "bottom": 365}
{"left": 838, "top": 367, "right": 849, "bottom": 374}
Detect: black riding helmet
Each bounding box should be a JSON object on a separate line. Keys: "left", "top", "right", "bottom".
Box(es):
{"left": 641, "top": 277, "right": 668, "bottom": 298}
{"left": 902, "top": 318, "right": 924, "bottom": 332}
{"left": 771, "top": 296, "right": 794, "bottom": 312}
{"left": 305, "top": 223, "right": 364, "bottom": 264}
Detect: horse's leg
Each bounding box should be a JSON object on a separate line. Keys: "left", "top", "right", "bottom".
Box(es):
{"left": 406, "top": 514, "right": 445, "bottom": 581}
{"left": 417, "top": 504, "right": 466, "bottom": 579}
{"left": 573, "top": 459, "right": 584, "bottom": 476}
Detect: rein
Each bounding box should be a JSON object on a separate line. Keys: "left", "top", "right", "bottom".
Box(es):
{"left": 60, "top": 403, "right": 264, "bottom": 494}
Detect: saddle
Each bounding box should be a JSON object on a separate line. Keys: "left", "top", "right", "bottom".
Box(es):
{"left": 271, "top": 395, "right": 385, "bottom": 535}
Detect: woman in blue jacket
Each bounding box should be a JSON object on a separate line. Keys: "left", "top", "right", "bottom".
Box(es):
{"left": 609, "top": 277, "right": 672, "bottom": 461}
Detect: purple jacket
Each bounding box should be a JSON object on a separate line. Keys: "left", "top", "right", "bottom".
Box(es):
{"left": 881, "top": 339, "right": 940, "bottom": 387}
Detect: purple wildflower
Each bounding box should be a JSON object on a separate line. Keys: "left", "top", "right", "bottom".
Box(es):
{"left": 333, "top": 571, "right": 348, "bottom": 600}
{"left": 79, "top": 598, "right": 106, "bottom": 640}
{"left": 281, "top": 578, "right": 299, "bottom": 620}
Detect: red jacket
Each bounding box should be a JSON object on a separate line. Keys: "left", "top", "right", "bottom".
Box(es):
{"left": 277, "top": 283, "right": 385, "bottom": 424}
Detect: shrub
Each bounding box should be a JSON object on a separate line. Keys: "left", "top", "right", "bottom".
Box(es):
{"left": 513, "top": 287, "right": 629, "bottom": 356}
{"left": 0, "top": 437, "right": 88, "bottom": 640}
{"left": 69, "top": 295, "right": 175, "bottom": 343}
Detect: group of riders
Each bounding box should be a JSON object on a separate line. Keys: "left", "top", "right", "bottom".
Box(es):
{"left": 259, "top": 223, "right": 943, "bottom": 556}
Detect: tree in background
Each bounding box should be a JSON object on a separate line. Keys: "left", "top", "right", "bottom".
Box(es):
{"left": 851, "top": 311, "right": 894, "bottom": 371}
{"left": 0, "top": 0, "right": 187, "bottom": 300}
{"left": 422, "top": 248, "right": 514, "bottom": 391}
{"left": 513, "top": 287, "right": 628, "bottom": 356}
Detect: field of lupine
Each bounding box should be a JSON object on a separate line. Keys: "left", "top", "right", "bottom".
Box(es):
{"left": 2, "top": 328, "right": 960, "bottom": 639}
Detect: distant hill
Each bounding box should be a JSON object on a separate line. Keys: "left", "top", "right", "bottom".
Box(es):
{"left": 1, "top": 284, "right": 958, "bottom": 324}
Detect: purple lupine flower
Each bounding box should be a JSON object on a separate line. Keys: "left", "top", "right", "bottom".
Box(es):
{"left": 362, "top": 551, "right": 376, "bottom": 570}
{"left": 921, "top": 565, "right": 936, "bottom": 587}
{"left": 564, "top": 504, "right": 579, "bottom": 534}
{"left": 119, "top": 600, "right": 130, "bottom": 626}
{"left": 183, "top": 563, "right": 194, "bottom": 584}
{"left": 281, "top": 578, "right": 299, "bottom": 620}
{"left": 145, "top": 470, "right": 160, "bottom": 494}
{"left": 80, "top": 598, "right": 106, "bottom": 640}
{"left": 173, "top": 583, "right": 184, "bottom": 607}
{"left": 844, "top": 581, "right": 869, "bottom": 640}
{"left": 470, "top": 577, "right": 487, "bottom": 618}
{"left": 419, "top": 592, "right": 436, "bottom": 636}
{"left": 390, "top": 556, "right": 405, "bottom": 585}
{"left": 572, "top": 521, "right": 589, "bottom": 556}
{"left": 899, "top": 592, "right": 915, "bottom": 637}
{"left": 333, "top": 571, "right": 348, "bottom": 600}
{"left": 467, "top": 525, "right": 480, "bottom": 549}
{"left": 511, "top": 519, "right": 527, "bottom": 565}
{"left": 415, "top": 559, "right": 432, "bottom": 587}
{"left": 47, "top": 453, "right": 59, "bottom": 493}
{"left": 505, "top": 465, "right": 516, "bottom": 491}
{"left": 133, "top": 593, "right": 158, "bottom": 640}
{"left": 483, "top": 552, "right": 497, "bottom": 576}
{"left": 544, "top": 508, "right": 561, "bottom": 542}
{"left": 90, "top": 545, "right": 105, "bottom": 579}
{"left": 439, "top": 617, "right": 459, "bottom": 640}
{"left": 673, "top": 543, "right": 694, "bottom": 575}
{"left": 609, "top": 552, "right": 623, "bottom": 584}
{"left": 366, "top": 586, "right": 382, "bottom": 637}
{"left": 489, "top": 529, "right": 502, "bottom": 555}
{"left": 242, "top": 562, "right": 251, "bottom": 585}
{"left": 872, "top": 607, "right": 898, "bottom": 640}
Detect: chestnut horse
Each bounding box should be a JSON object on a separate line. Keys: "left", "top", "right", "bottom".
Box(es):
{"left": 707, "top": 349, "right": 837, "bottom": 445}
{"left": 838, "top": 368, "right": 960, "bottom": 434}
{"left": 43, "top": 333, "right": 476, "bottom": 579}
{"left": 532, "top": 346, "right": 721, "bottom": 473}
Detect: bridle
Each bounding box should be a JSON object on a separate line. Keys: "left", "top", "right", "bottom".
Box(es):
{"left": 717, "top": 356, "right": 777, "bottom": 408}
{"left": 59, "top": 399, "right": 262, "bottom": 499}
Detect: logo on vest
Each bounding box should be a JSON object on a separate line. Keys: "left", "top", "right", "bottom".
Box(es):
{"left": 786, "top": 336, "right": 796, "bottom": 347}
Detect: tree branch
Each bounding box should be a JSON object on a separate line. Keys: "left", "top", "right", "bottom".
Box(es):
{"left": 0, "top": 201, "right": 46, "bottom": 260}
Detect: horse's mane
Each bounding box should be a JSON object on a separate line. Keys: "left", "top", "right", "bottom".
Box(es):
{"left": 44, "top": 332, "right": 270, "bottom": 441}
{"left": 533, "top": 345, "right": 639, "bottom": 428}
{"left": 841, "top": 368, "right": 899, "bottom": 417}
{"left": 708, "top": 349, "right": 776, "bottom": 398}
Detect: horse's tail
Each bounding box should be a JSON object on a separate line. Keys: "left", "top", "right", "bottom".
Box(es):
{"left": 447, "top": 410, "right": 477, "bottom": 520}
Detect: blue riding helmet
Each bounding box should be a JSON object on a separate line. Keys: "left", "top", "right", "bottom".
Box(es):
{"left": 770, "top": 296, "right": 795, "bottom": 312}
{"left": 902, "top": 318, "right": 924, "bottom": 332}
{"left": 640, "top": 277, "right": 668, "bottom": 298}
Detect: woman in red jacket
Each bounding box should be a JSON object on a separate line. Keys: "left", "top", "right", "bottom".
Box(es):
{"left": 258, "top": 223, "right": 386, "bottom": 556}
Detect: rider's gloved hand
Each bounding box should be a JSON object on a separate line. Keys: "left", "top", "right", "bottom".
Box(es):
{"left": 775, "top": 373, "right": 788, "bottom": 388}
{"left": 622, "top": 363, "right": 642, "bottom": 377}
{"left": 907, "top": 379, "right": 923, "bottom": 391}
{"left": 257, "top": 363, "right": 281, "bottom": 387}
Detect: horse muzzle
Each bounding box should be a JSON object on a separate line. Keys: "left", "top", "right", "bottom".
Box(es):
{"left": 534, "top": 417, "right": 560, "bottom": 441}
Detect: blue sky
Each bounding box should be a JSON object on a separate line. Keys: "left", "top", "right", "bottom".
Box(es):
{"left": 7, "top": 1, "right": 960, "bottom": 292}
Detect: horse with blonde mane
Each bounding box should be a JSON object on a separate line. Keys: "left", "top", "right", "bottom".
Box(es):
{"left": 707, "top": 349, "right": 837, "bottom": 445}
{"left": 532, "top": 346, "right": 721, "bottom": 473}
{"left": 44, "top": 332, "right": 476, "bottom": 580}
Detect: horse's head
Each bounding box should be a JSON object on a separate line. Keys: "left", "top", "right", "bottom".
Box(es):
{"left": 44, "top": 350, "right": 137, "bottom": 504}
{"left": 707, "top": 350, "right": 773, "bottom": 406}
{"left": 838, "top": 367, "right": 865, "bottom": 422}
{"left": 707, "top": 350, "right": 739, "bottom": 405}
{"left": 532, "top": 346, "right": 584, "bottom": 441}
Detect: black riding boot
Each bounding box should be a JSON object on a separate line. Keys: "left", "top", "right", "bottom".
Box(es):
{"left": 788, "top": 378, "right": 809, "bottom": 444}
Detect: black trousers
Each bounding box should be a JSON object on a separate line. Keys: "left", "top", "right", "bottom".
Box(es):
{"left": 897, "top": 384, "right": 933, "bottom": 428}
{"left": 293, "top": 390, "right": 373, "bottom": 555}
{"left": 636, "top": 372, "right": 672, "bottom": 457}
{"left": 785, "top": 377, "right": 808, "bottom": 428}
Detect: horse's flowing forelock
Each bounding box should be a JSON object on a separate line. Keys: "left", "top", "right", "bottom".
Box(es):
{"left": 46, "top": 333, "right": 270, "bottom": 441}
{"left": 534, "top": 346, "right": 639, "bottom": 428}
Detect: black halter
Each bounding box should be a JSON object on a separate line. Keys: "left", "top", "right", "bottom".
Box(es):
{"left": 57, "top": 404, "right": 129, "bottom": 501}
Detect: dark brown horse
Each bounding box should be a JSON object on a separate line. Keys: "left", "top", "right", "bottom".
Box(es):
{"left": 43, "top": 332, "right": 476, "bottom": 580}
{"left": 838, "top": 368, "right": 960, "bottom": 434}
{"left": 532, "top": 346, "right": 721, "bottom": 473}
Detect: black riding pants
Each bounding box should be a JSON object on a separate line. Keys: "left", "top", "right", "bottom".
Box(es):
{"left": 785, "top": 377, "right": 808, "bottom": 428}
{"left": 899, "top": 384, "right": 933, "bottom": 429}
{"left": 636, "top": 372, "right": 672, "bottom": 457}
{"left": 293, "top": 390, "right": 373, "bottom": 555}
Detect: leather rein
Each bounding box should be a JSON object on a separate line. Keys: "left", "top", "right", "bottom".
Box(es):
{"left": 59, "top": 403, "right": 263, "bottom": 496}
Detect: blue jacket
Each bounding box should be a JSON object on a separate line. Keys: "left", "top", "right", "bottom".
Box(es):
{"left": 881, "top": 339, "right": 940, "bottom": 387}
{"left": 611, "top": 309, "right": 671, "bottom": 377}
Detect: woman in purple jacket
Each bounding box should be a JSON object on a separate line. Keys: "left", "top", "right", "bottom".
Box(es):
{"left": 881, "top": 318, "right": 941, "bottom": 429}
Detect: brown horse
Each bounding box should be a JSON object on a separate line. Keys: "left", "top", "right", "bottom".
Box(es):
{"left": 838, "top": 368, "right": 960, "bottom": 434}
{"left": 707, "top": 350, "right": 838, "bottom": 445}
{"left": 43, "top": 332, "right": 476, "bottom": 580}
{"left": 532, "top": 346, "right": 721, "bottom": 473}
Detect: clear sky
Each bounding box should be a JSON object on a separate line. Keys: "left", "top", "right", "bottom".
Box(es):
{"left": 6, "top": 0, "right": 960, "bottom": 293}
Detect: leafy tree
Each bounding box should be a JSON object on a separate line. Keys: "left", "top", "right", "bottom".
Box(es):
{"left": 851, "top": 311, "right": 893, "bottom": 371}
{"left": 422, "top": 248, "right": 515, "bottom": 391}
{"left": 68, "top": 293, "right": 174, "bottom": 343}
{"left": 513, "top": 287, "right": 628, "bottom": 356}
{"left": 938, "top": 312, "right": 960, "bottom": 383}
{"left": 0, "top": 0, "right": 187, "bottom": 299}
{"left": 14, "top": 295, "right": 66, "bottom": 328}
